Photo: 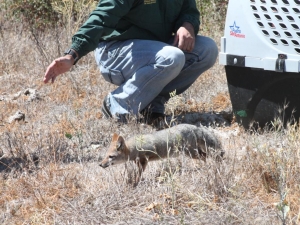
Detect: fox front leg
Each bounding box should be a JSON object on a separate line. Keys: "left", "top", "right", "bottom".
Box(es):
{"left": 134, "top": 157, "right": 148, "bottom": 183}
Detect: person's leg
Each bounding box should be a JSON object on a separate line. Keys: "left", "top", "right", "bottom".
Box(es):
{"left": 147, "top": 36, "right": 218, "bottom": 113}
{"left": 94, "top": 39, "right": 185, "bottom": 118}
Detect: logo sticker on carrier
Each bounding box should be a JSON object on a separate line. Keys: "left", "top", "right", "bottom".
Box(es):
{"left": 230, "top": 21, "right": 246, "bottom": 38}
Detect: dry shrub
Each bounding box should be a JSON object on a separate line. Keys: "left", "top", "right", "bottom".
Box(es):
{"left": 5, "top": 0, "right": 96, "bottom": 32}
{"left": 197, "top": 0, "right": 228, "bottom": 38}
{"left": 211, "top": 92, "right": 231, "bottom": 112}
{"left": 0, "top": 163, "right": 82, "bottom": 224}
{"left": 247, "top": 121, "right": 300, "bottom": 225}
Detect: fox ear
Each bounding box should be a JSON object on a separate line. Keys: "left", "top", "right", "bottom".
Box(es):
{"left": 112, "top": 133, "right": 119, "bottom": 141}
{"left": 116, "top": 136, "right": 125, "bottom": 151}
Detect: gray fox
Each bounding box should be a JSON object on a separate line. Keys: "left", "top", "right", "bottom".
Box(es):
{"left": 100, "top": 124, "right": 223, "bottom": 180}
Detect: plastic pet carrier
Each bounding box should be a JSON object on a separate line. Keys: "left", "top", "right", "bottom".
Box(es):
{"left": 219, "top": 0, "right": 300, "bottom": 128}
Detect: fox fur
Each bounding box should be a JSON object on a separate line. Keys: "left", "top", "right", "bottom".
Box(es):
{"left": 100, "top": 124, "right": 223, "bottom": 179}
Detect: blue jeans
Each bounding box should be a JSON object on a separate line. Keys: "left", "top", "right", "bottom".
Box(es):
{"left": 94, "top": 35, "right": 218, "bottom": 117}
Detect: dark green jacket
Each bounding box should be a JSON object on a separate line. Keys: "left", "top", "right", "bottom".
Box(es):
{"left": 71, "top": 0, "right": 200, "bottom": 58}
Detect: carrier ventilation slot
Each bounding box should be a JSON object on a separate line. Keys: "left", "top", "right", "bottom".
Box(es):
{"left": 251, "top": 5, "right": 258, "bottom": 10}
{"left": 272, "top": 7, "right": 279, "bottom": 13}
{"left": 251, "top": 0, "right": 300, "bottom": 54}
{"left": 292, "top": 40, "right": 300, "bottom": 46}
{"left": 287, "top": 15, "right": 294, "bottom": 21}
{"left": 292, "top": 24, "right": 299, "bottom": 30}
{"left": 284, "top": 31, "right": 292, "bottom": 37}
{"left": 262, "top": 30, "right": 270, "bottom": 36}
{"left": 274, "top": 31, "right": 281, "bottom": 36}
{"left": 261, "top": 6, "right": 268, "bottom": 11}
{"left": 257, "top": 21, "right": 264, "bottom": 27}
{"left": 270, "top": 38, "right": 278, "bottom": 44}
{"left": 281, "top": 7, "right": 289, "bottom": 13}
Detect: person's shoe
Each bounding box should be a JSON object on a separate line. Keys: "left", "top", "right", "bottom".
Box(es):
{"left": 101, "top": 96, "right": 129, "bottom": 123}
{"left": 101, "top": 96, "right": 112, "bottom": 119}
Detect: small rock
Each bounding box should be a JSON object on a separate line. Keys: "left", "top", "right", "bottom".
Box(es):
{"left": 8, "top": 111, "right": 25, "bottom": 123}
{"left": 11, "top": 91, "right": 22, "bottom": 100}
{"left": 24, "top": 88, "right": 40, "bottom": 101}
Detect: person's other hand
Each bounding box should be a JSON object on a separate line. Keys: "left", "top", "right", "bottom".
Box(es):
{"left": 173, "top": 22, "right": 195, "bottom": 52}
{"left": 43, "top": 55, "right": 74, "bottom": 83}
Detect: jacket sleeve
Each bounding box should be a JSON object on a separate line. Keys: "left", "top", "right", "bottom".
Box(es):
{"left": 70, "top": 0, "right": 135, "bottom": 59}
{"left": 174, "top": 0, "right": 200, "bottom": 35}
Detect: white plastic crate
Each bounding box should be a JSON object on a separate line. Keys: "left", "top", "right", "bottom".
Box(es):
{"left": 219, "top": 0, "right": 300, "bottom": 127}
{"left": 219, "top": 0, "right": 300, "bottom": 73}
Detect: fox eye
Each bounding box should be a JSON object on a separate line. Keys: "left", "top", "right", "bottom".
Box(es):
{"left": 109, "top": 155, "right": 115, "bottom": 159}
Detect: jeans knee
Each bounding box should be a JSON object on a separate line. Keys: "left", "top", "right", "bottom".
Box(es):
{"left": 193, "top": 36, "right": 218, "bottom": 70}
{"left": 169, "top": 47, "right": 185, "bottom": 69}
{"left": 202, "top": 37, "right": 219, "bottom": 68}
{"left": 156, "top": 46, "right": 185, "bottom": 73}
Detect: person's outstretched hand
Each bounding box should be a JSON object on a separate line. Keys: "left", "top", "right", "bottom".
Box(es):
{"left": 173, "top": 22, "right": 195, "bottom": 52}
{"left": 43, "top": 55, "right": 74, "bottom": 83}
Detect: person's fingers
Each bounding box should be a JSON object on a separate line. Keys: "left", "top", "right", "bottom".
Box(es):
{"left": 179, "top": 38, "right": 190, "bottom": 51}
{"left": 182, "top": 38, "right": 195, "bottom": 52}
{"left": 44, "top": 61, "right": 57, "bottom": 84}
{"left": 44, "top": 69, "right": 52, "bottom": 84}
{"left": 178, "top": 35, "right": 184, "bottom": 50}
{"left": 176, "top": 31, "right": 194, "bottom": 52}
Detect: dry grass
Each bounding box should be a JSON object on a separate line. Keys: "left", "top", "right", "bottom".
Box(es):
{"left": 1, "top": 3, "right": 300, "bottom": 225}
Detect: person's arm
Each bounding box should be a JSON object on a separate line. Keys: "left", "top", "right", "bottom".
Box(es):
{"left": 172, "top": 0, "right": 200, "bottom": 52}
{"left": 71, "top": 0, "right": 135, "bottom": 59}
{"left": 44, "top": 0, "right": 134, "bottom": 84}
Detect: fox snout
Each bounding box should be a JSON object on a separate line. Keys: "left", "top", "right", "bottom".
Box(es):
{"left": 99, "top": 156, "right": 115, "bottom": 168}
{"left": 99, "top": 162, "right": 109, "bottom": 168}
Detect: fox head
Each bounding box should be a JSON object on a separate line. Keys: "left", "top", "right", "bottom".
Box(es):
{"left": 99, "top": 133, "right": 129, "bottom": 168}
